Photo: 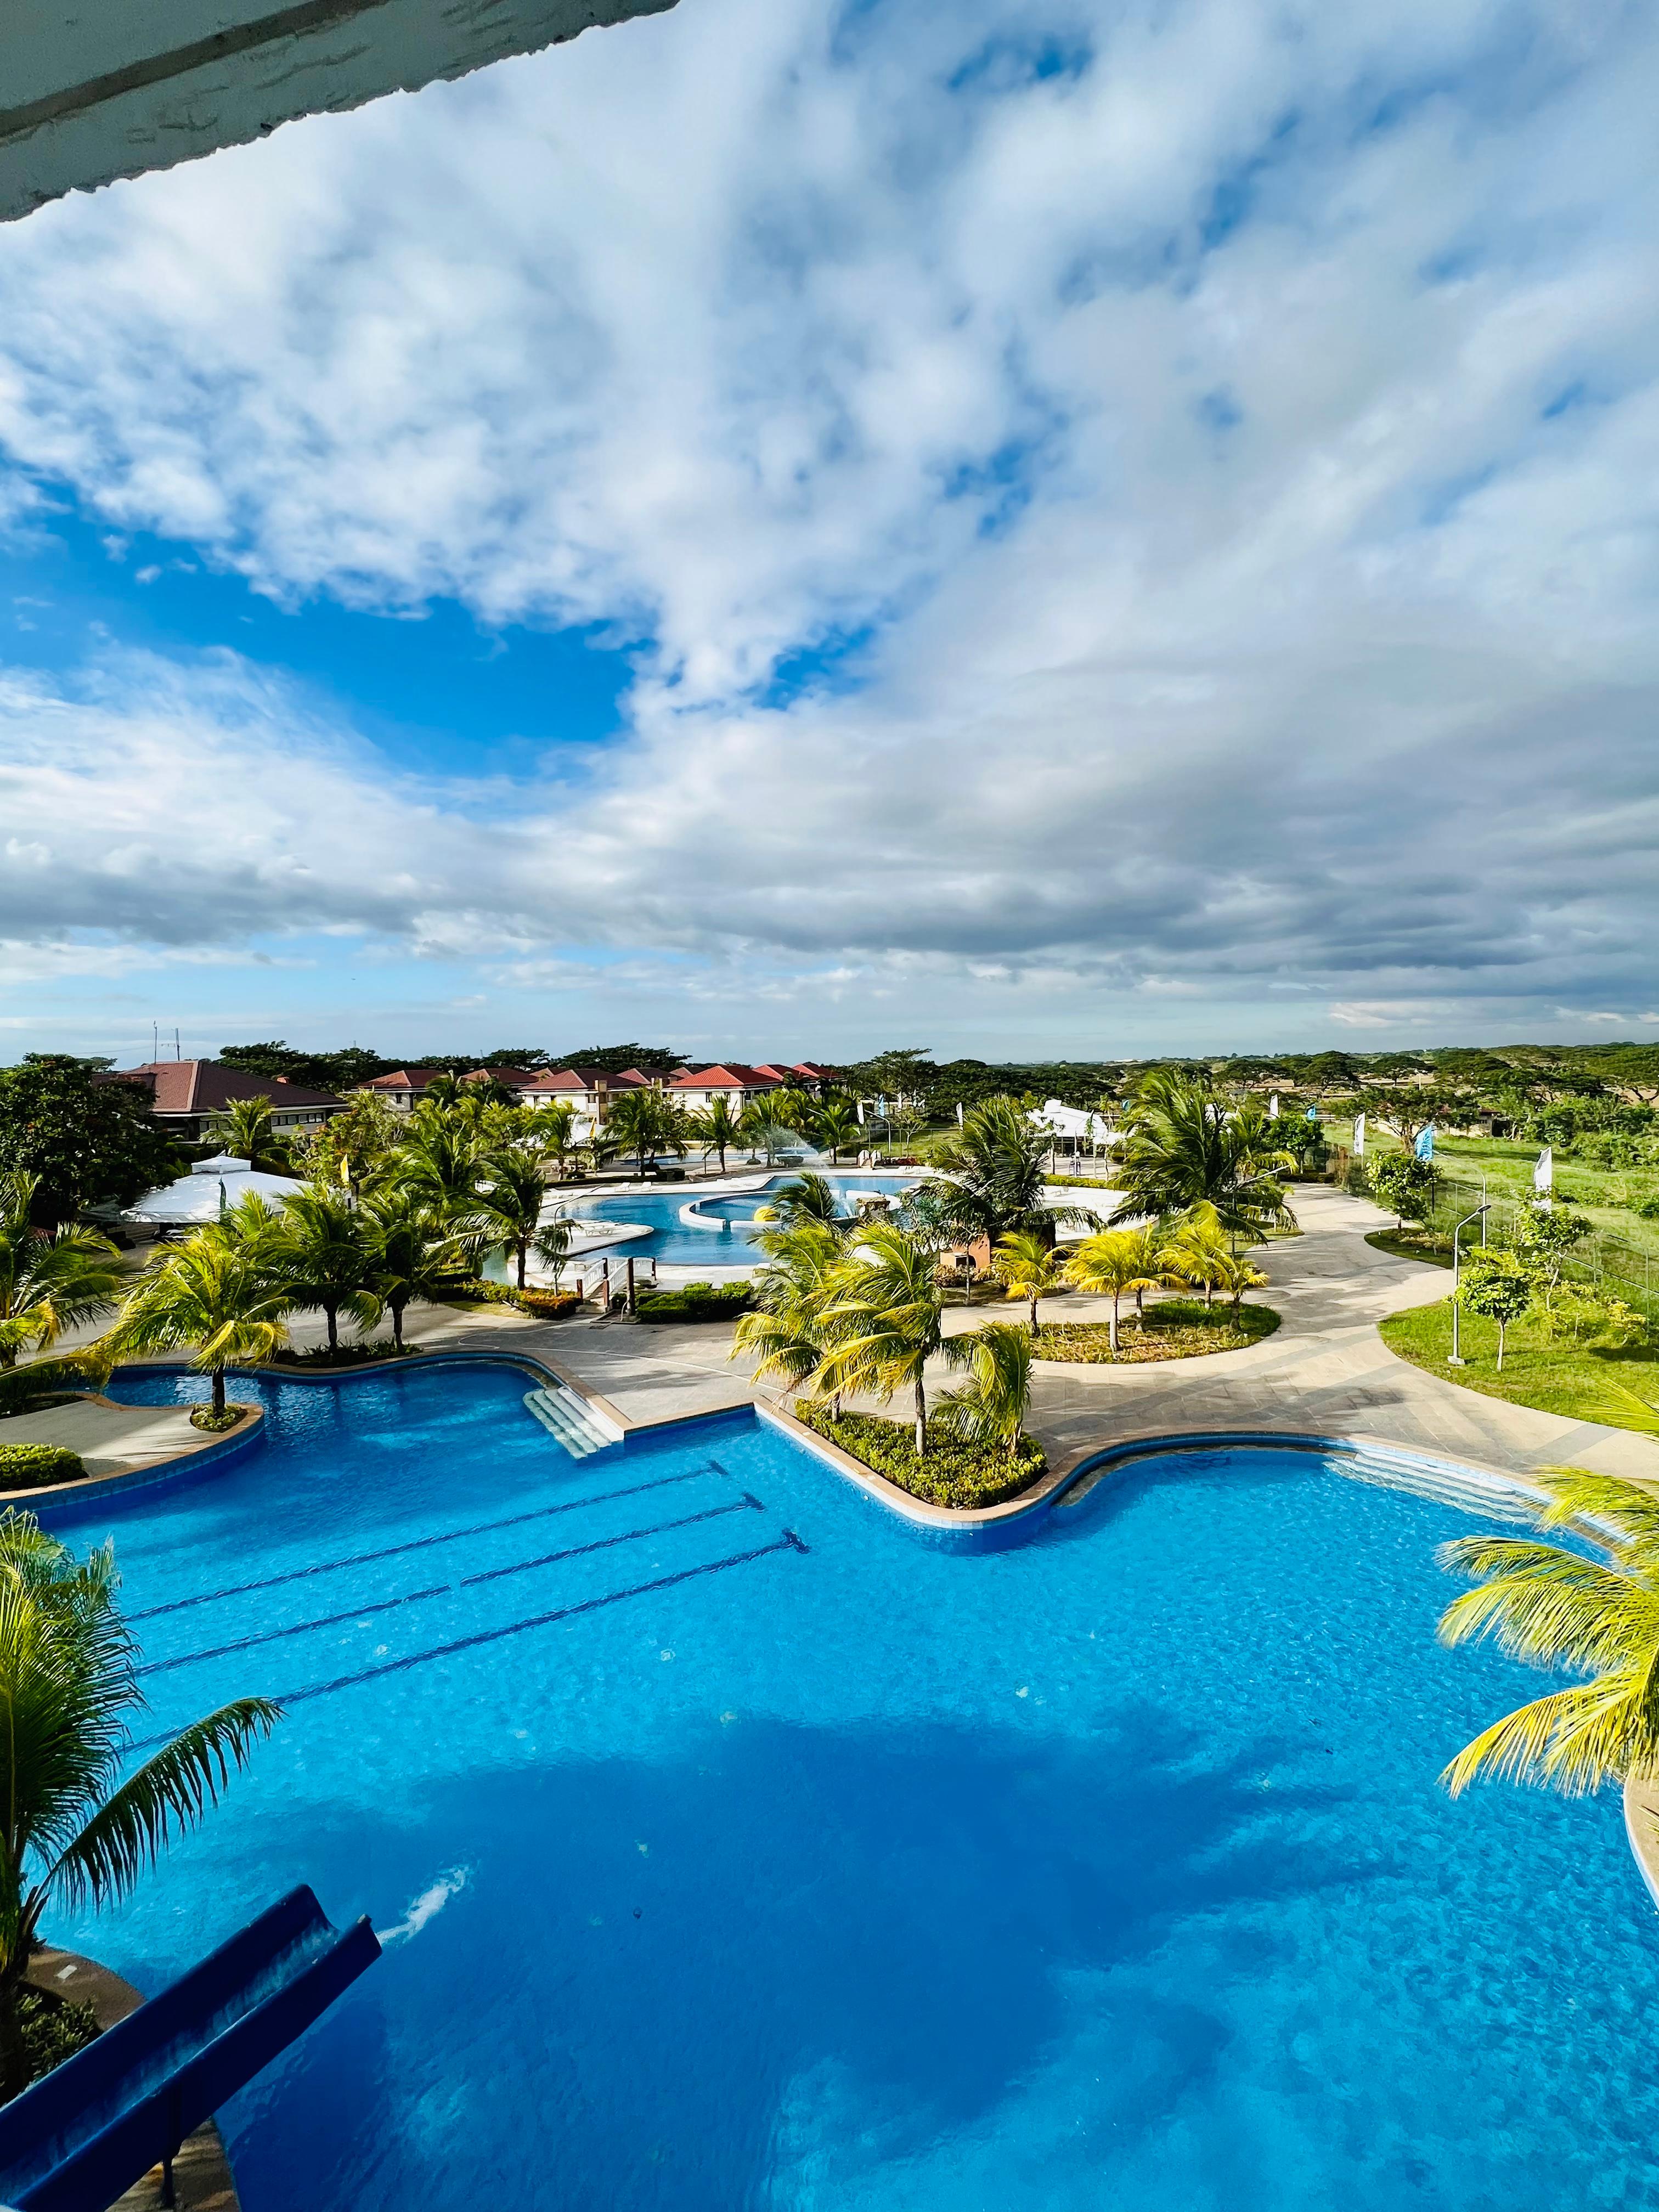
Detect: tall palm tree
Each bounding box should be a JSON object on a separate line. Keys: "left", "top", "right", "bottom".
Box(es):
{"left": 1437, "top": 1468, "right": 1659, "bottom": 1798}
{"left": 768, "top": 1088, "right": 817, "bottom": 1137}
{"left": 815, "top": 1222, "right": 946, "bottom": 1455}
{"left": 934, "top": 1322, "right": 1034, "bottom": 1462}
{"left": 690, "top": 1096, "right": 743, "bottom": 1176}
{"left": 0, "top": 1510, "right": 279, "bottom": 2100}
{"left": 1062, "top": 1229, "right": 1161, "bottom": 1354}
{"left": 602, "top": 1091, "right": 687, "bottom": 1180}
{"left": 931, "top": 1096, "right": 1090, "bottom": 1246}
{"left": 206, "top": 1096, "right": 284, "bottom": 1170}
{"left": 736, "top": 1101, "right": 786, "bottom": 1165}
{"left": 0, "top": 1173, "right": 123, "bottom": 1372}
{"left": 529, "top": 1102, "right": 580, "bottom": 1179}
{"left": 994, "top": 1229, "right": 1068, "bottom": 1334}
{"left": 106, "top": 1205, "right": 291, "bottom": 1416}
{"left": 360, "top": 1194, "right": 461, "bottom": 1349}
{"left": 812, "top": 1098, "right": 860, "bottom": 1165}
{"left": 732, "top": 1220, "right": 848, "bottom": 1408}
{"left": 473, "top": 1147, "right": 574, "bottom": 1290}
{"left": 1115, "top": 1070, "right": 1295, "bottom": 1242}
{"left": 277, "top": 1186, "right": 376, "bottom": 1356}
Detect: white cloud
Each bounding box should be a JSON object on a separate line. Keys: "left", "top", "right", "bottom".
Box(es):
{"left": 0, "top": 0, "right": 1657, "bottom": 1049}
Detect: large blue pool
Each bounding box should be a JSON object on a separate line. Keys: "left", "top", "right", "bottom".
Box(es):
{"left": 49, "top": 1365, "right": 1658, "bottom": 2209}
{"left": 557, "top": 1172, "right": 913, "bottom": 1267}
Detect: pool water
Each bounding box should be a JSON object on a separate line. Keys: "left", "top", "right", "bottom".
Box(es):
{"left": 557, "top": 1172, "right": 913, "bottom": 1267}
{"left": 50, "top": 1364, "right": 1659, "bottom": 2210}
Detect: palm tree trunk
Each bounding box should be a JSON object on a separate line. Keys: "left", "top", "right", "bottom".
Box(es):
{"left": 517, "top": 1243, "right": 528, "bottom": 1290}
{"left": 1109, "top": 1293, "right": 1119, "bottom": 1354}
{"left": 1497, "top": 1321, "right": 1506, "bottom": 1372}
{"left": 913, "top": 1374, "right": 927, "bottom": 1458}
{"left": 326, "top": 1301, "right": 339, "bottom": 1355}
{"left": 392, "top": 1299, "right": 405, "bottom": 1349}
{"left": 212, "top": 1364, "right": 226, "bottom": 1417}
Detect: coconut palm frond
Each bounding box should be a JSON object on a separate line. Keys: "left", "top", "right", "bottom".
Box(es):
{"left": 1527, "top": 1465, "right": 1659, "bottom": 1550}
{"left": 1441, "top": 1672, "right": 1659, "bottom": 1798}
{"left": 1437, "top": 1548, "right": 1658, "bottom": 1673}
{"left": 51, "top": 1700, "right": 283, "bottom": 1914}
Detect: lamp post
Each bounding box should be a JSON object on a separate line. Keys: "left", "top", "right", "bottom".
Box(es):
{"left": 1447, "top": 1201, "right": 1491, "bottom": 1367}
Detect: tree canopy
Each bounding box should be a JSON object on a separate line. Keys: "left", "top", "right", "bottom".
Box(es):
{"left": 0, "top": 1057, "right": 177, "bottom": 1223}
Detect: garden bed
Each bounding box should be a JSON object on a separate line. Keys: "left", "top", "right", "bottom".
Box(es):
{"left": 0, "top": 1443, "right": 88, "bottom": 1490}
{"left": 189, "top": 1404, "right": 256, "bottom": 1434}
{"left": 1030, "top": 1299, "right": 1279, "bottom": 1364}
{"left": 268, "top": 1341, "right": 422, "bottom": 1368}
{"left": 1379, "top": 1301, "right": 1659, "bottom": 1435}
{"left": 1364, "top": 1228, "right": 1454, "bottom": 1267}
{"left": 636, "top": 1282, "right": 753, "bottom": 1322}
{"left": 796, "top": 1404, "right": 1045, "bottom": 1509}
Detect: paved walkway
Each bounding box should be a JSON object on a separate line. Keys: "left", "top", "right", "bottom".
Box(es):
{"left": 21, "top": 1184, "right": 1659, "bottom": 1485}
{"left": 0, "top": 1396, "right": 227, "bottom": 1481}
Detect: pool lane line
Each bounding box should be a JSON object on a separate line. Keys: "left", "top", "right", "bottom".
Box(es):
{"left": 125, "top": 1530, "right": 811, "bottom": 1749}
{"left": 133, "top": 1498, "right": 766, "bottom": 1677}
{"left": 125, "top": 1464, "right": 734, "bottom": 1623}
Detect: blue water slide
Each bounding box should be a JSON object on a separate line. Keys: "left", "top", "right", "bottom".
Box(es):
{"left": 0, "top": 1885, "right": 379, "bottom": 2212}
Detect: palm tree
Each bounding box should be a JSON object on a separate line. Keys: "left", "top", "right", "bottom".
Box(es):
{"left": 0, "top": 1510, "right": 279, "bottom": 2100}
{"left": 812, "top": 1098, "right": 860, "bottom": 1164}
{"left": 1062, "top": 1229, "right": 1162, "bottom": 1354}
{"left": 754, "top": 1172, "right": 842, "bottom": 1229}
{"left": 1161, "top": 1204, "right": 1229, "bottom": 1308}
{"left": 769, "top": 1088, "right": 817, "bottom": 1137}
{"left": 207, "top": 1095, "right": 285, "bottom": 1171}
{"left": 815, "top": 1222, "right": 946, "bottom": 1455}
{"left": 602, "top": 1091, "right": 687, "bottom": 1180}
{"left": 529, "top": 1102, "right": 580, "bottom": 1179}
{"left": 1115, "top": 1221, "right": 1178, "bottom": 1326}
{"left": 360, "top": 1194, "right": 461, "bottom": 1349}
{"left": 388, "top": 1117, "right": 481, "bottom": 1223}
{"left": 1437, "top": 1468, "right": 1659, "bottom": 1798}
{"left": 732, "top": 1220, "right": 848, "bottom": 1408}
{"left": 0, "top": 1173, "right": 123, "bottom": 1372}
{"left": 1114, "top": 1070, "right": 1295, "bottom": 1242}
{"left": 994, "top": 1229, "right": 1067, "bottom": 1334}
{"left": 736, "top": 1100, "right": 785, "bottom": 1165}
{"left": 930, "top": 1096, "right": 1091, "bottom": 1246}
{"left": 106, "top": 1205, "right": 291, "bottom": 1416}
{"left": 690, "top": 1096, "right": 742, "bottom": 1175}
{"left": 934, "top": 1322, "right": 1034, "bottom": 1462}
{"left": 277, "top": 1187, "right": 375, "bottom": 1356}
{"left": 473, "top": 1147, "right": 574, "bottom": 1290}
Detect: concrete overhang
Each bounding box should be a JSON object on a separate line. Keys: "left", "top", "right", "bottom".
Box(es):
{"left": 0, "top": 0, "right": 679, "bottom": 223}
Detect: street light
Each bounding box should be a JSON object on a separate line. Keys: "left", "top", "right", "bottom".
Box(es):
{"left": 1447, "top": 1200, "right": 1491, "bottom": 1367}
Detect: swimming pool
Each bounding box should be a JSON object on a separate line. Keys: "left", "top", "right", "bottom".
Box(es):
{"left": 50, "top": 1365, "right": 1659, "bottom": 2210}
{"left": 556, "top": 1172, "right": 916, "bottom": 1268}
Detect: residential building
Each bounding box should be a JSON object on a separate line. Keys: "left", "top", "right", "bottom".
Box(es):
{"left": 109, "top": 1061, "right": 346, "bottom": 1141}
{"left": 665, "top": 1064, "right": 788, "bottom": 1114}
{"left": 514, "top": 1066, "right": 651, "bottom": 1138}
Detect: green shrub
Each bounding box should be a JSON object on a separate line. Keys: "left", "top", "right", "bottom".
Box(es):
{"left": 636, "top": 1281, "right": 754, "bottom": 1322}
{"left": 0, "top": 1355, "right": 107, "bottom": 1420}
{"left": 797, "top": 1404, "right": 1044, "bottom": 1509}
{"left": 189, "top": 1405, "right": 251, "bottom": 1434}
{"left": 510, "top": 1288, "right": 583, "bottom": 1318}
{"left": 269, "top": 1341, "right": 419, "bottom": 1367}
{"left": 16, "top": 1988, "right": 99, "bottom": 2086}
{"left": 0, "top": 1444, "right": 86, "bottom": 1489}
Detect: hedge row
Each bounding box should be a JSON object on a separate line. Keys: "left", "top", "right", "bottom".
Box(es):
{"left": 0, "top": 1444, "right": 87, "bottom": 1490}
{"left": 636, "top": 1282, "right": 754, "bottom": 1322}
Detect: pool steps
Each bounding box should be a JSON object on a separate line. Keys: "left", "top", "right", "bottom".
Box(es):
{"left": 523, "top": 1385, "right": 612, "bottom": 1459}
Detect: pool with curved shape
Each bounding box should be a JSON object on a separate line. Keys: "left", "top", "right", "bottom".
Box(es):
{"left": 48, "top": 1363, "right": 1658, "bottom": 2210}
{"left": 558, "top": 1171, "right": 915, "bottom": 1267}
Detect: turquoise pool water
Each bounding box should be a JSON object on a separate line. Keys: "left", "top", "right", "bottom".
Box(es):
{"left": 54, "top": 1365, "right": 1659, "bottom": 2210}
{"left": 555, "top": 1171, "right": 913, "bottom": 1267}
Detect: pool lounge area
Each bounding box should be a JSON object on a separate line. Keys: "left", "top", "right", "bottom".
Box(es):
{"left": 40, "top": 1359, "right": 1659, "bottom": 2211}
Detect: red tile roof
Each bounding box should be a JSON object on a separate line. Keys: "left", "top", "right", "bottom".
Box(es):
{"left": 665, "top": 1065, "right": 782, "bottom": 1090}
{"left": 362, "top": 1068, "right": 446, "bottom": 1093}
{"left": 518, "top": 1067, "right": 649, "bottom": 1092}
{"left": 116, "top": 1062, "right": 344, "bottom": 1113}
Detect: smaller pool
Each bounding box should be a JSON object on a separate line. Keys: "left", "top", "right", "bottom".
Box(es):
{"left": 556, "top": 1172, "right": 917, "bottom": 1268}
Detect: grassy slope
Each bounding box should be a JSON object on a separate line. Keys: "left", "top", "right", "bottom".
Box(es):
{"left": 1379, "top": 1297, "right": 1659, "bottom": 1435}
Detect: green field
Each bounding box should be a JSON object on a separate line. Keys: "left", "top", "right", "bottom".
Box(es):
{"left": 1379, "top": 1296, "right": 1659, "bottom": 1438}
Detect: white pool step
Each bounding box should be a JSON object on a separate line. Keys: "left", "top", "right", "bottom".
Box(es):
{"left": 1342, "top": 1447, "right": 1538, "bottom": 1522}
{"left": 523, "top": 1386, "right": 612, "bottom": 1460}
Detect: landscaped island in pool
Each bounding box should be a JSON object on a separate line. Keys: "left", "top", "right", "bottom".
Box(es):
{"left": 53, "top": 1364, "right": 1659, "bottom": 2209}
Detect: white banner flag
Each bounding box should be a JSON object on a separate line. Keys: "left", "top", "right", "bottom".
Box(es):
{"left": 856, "top": 1098, "right": 865, "bottom": 1126}
{"left": 1352, "top": 1114, "right": 1365, "bottom": 1157}
{"left": 1533, "top": 1146, "right": 1553, "bottom": 1200}
{"left": 1268, "top": 1093, "right": 1280, "bottom": 1119}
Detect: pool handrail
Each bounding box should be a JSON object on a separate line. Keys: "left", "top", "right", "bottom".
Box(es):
{"left": 0, "top": 1884, "right": 379, "bottom": 2212}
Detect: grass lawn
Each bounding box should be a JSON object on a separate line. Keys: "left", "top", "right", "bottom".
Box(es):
{"left": 1031, "top": 1297, "right": 1280, "bottom": 1364}
{"left": 1379, "top": 1298, "right": 1659, "bottom": 1437}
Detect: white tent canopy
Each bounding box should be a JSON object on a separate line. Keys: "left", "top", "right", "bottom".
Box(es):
{"left": 1031, "top": 1100, "right": 1118, "bottom": 1147}
{"left": 121, "top": 1154, "right": 302, "bottom": 1228}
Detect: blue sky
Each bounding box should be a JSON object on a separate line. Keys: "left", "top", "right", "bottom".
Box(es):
{"left": 1, "top": 0, "right": 1657, "bottom": 1066}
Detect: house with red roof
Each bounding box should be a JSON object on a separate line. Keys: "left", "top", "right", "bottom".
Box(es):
{"left": 664, "top": 1064, "right": 790, "bottom": 1114}
{"left": 111, "top": 1061, "right": 346, "bottom": 1141}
